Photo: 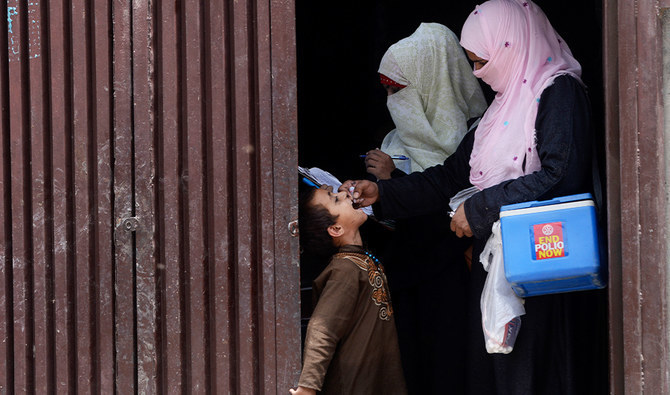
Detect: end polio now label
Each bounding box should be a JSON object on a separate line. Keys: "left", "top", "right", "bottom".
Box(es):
{"left": 533, "top": 222, "right": 565, "bottom": 260}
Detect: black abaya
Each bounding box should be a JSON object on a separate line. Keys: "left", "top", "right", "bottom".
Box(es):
{"left": 373, "top": 75, "right": 608, "bottom": 394}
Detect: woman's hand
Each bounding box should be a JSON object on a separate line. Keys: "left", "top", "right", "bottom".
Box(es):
{"left": 450, "top": 204, "right": 473, "bottom": 238}
{"left": 364, "top": 148, "right": 395, "bottom": 180}
{"left": 289, "top": 386, "right": 316, "bottom": 395}
{"left": 339, "top": 180, "right": 379, "bottom": 208}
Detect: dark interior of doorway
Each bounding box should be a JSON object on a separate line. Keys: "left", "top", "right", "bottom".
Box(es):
{"left": 296, "top": 0, "right": 605, "bottom": 341}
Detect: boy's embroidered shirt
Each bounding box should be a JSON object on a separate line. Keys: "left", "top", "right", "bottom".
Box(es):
{"left": 332, "top": 252, "right": 393, "bottom": 321}
{"left": 297, "top": 245, "right": 406, "bottom": 394}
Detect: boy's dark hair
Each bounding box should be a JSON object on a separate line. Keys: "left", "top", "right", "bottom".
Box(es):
{"left": 298, "top": 184, "right": 339, "bottom": 258}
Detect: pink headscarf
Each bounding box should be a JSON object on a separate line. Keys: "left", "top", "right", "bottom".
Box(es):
{"left": 460, "top": 0, "right": 582, "bottom": 190}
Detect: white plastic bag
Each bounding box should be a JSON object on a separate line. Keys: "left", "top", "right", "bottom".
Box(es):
{"left": 449, "top": 186, "right": 480, "bottom": 213}
{"left": 479, "top": 221, "right": 526, "bottom": 354}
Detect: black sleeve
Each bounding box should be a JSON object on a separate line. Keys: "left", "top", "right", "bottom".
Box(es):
{"left": 363, "top": 167, "right": 408, "bottom": 183}
{"left": 390, "top": 168, "right": 408, "bottom": 179}
{"left": 373, "top": 129, "right": 475, "bottom": 219}
{"left": 464, "top": 75, "right": 594, "bottom": 239}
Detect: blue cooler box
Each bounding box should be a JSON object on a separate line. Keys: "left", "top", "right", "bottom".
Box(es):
{"left": 500, "top": 193, "right": 606, "bottom": 297}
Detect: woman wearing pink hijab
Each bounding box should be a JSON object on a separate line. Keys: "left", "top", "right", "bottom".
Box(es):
{"left": 341, "top": 1, "right": 607, "bottom": 393}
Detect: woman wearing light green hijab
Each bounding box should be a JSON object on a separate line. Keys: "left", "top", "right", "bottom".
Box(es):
{"left": 364, "top": 22, "right": 487, "bottom": 178}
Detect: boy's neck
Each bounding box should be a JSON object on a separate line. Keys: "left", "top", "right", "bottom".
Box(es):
{"left": 335, "top": 230, "right": 363, "bottom": 248}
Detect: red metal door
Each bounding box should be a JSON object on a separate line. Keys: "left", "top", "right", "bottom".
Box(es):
{"left": 0, "top": 0, "right": 300, "bottom": 393}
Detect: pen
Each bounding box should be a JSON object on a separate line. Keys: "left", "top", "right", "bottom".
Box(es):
{"left": 301, "top": 177, "right": 319, "bottom": 188}
{"left": 359, "top": 154, "right": 409, "bottom": 160}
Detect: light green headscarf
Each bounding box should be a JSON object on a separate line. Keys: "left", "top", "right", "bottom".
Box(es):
{"left": 379, "top": 23, "right": 487, "bottom": 172}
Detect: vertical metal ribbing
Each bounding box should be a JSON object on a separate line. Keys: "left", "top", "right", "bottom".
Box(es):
{"left": 47, "top": 0, "right": 75, "bottom": 392}
{"left": 229, "top": 0, "right": 260, "bottom": 391}
{"left": 0, "top": 1, "right": 13, "bottom": 392}
{"left": 8, "top": 0, "right": 35, "bottom": 391}
{"left": 133, "top": 0, "right": 160, "bottom": 393}
{"left": 156, "top": 0, "right": 187, "bottom": 392}
{"left": 0, "top": 0, "right": 301, "bottom": 393}
{"left": 28, "top": 1, "right": 53, "bottom": 393}
{"left": 205, "top": 0, "right": 235, "bottom": 392}
{"left": 112, "top": 0, "right": 136, "bottom": 392}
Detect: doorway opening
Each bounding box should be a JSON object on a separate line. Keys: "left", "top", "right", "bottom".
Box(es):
{"left": 294, "top": 0, "right": 607, "bottom": 384}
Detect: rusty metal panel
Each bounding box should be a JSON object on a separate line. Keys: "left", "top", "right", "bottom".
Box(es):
{"left": 91, "top": 0, "right": 116, "bottom": 391}
{"left": 145, "top": 0, "right": 301, "bottom": 391}
{"left": 46, "top": 1, "right": 75, "bottom": 392}
{"left": 0, "top": 0, "right": 118, "bottom": 393}
{"left": 27, "top": 2, "right": 49, "bottom": 393}
{"left": 203, "top": 2, "right": 235, "bottom": 393}
{"left": 268, "top": 0, "right": 302, "bottom": 392}
{"left": 184, "top": 1, "right": 210, "bottom": 391}
{"left": 606, "top": 0, "right": 670, "bottom": 393}
{"left": 0, "top": 2, "right": 11, "bottom": 389}
{"left": 112, "top": 0, "right": 137, "bottom": 392}
{"left": 7, "top": 1, "right": 31, "bottom": 392}
{"left": 602, "top": 0, "right": 624, "bottom": 393}
{"left": 146, "top": 0, "right": 301, "bottom": 392}
{"left": 230, "top": 0, "right": 261, "bottom": 391}
{"left": 1, "top": 0, "right": 300, "bottom": 393}
{"left": 71, "top": 0, "right": 95, "bottom": 390}
{"left": 132, "top": 0, "right": 160, "bottom": 392}
{"left": 155, "top": 1, "right": 186, "bottom": 393}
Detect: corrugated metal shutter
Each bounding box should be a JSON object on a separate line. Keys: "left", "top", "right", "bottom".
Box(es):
{"left": 0, "top": 0, "right": 300, "bottom": 393}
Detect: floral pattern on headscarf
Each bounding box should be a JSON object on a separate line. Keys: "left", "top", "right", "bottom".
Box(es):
{"left": 460, "top": 0, "right": 582, "bottom": 190}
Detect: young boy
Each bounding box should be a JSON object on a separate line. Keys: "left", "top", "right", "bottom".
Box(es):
{"left": 290, "top": 185, "right": 407, "bottom": 395}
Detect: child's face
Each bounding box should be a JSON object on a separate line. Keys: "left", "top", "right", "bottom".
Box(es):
{"left": 312, "top": 188, "right": 368, "bottom": 230}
